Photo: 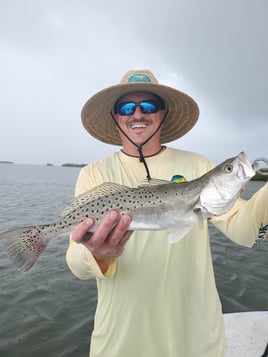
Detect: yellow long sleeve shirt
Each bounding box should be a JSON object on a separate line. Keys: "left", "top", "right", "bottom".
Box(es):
{"left": 66, "top": 147, "right": 268, "bottom": 357}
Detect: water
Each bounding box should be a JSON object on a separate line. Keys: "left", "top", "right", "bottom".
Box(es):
{"left": 211, "top": 181, "right": 268, "bottom": 313}
{"left": 0, "top": 164, "right": 267, "bottom": 357}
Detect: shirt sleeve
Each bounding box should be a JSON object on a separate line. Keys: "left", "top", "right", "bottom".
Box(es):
{"left": 65, "top": 165, "right": 118, "bottom": 280}
{"left": 211, "top": 182, "right": 268, "bottom": 247}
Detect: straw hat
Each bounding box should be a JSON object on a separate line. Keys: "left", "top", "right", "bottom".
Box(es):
{"left": 81, "top": 69, "right": 199, "bottom": 145}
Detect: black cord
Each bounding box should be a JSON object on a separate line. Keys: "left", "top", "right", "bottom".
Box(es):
{"left": 110, "top": 109, "right": 169, "bottom": 182}
{"left": 137, "top": 146, "right": 152, "bottom": 181}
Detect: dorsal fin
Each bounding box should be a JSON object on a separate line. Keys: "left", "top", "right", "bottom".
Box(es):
{"left": 61, "top": 182, "right": 127, "bottom": 217}
{"left": 139, "top": 178, "right": 171, "bottom": 187}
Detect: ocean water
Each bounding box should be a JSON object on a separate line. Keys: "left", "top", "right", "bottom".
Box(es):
{"left": 0, "top": 163, "right": 267, "bottom": 357}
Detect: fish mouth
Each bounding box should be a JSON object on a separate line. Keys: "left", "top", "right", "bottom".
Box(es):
{"left": 238, "top": 151, "right": 255, "bottom": 179}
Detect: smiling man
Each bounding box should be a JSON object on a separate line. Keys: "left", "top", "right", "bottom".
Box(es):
{"left": 112, "top": 91, "right": 165, "bottom": 154}
{"left": 66, "top": 69, "right": 268, "bottom": 357}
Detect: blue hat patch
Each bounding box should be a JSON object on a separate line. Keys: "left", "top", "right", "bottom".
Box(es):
{"left": 128, "top": 74, "right": 151, "bottom": 83}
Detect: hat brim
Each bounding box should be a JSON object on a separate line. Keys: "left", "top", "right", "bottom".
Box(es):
{"left": 81, "top": 82, "right": 199, "bottom": 145}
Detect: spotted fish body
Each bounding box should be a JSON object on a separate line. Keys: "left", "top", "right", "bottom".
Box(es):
{"left": 0, "top": 152, "right": 256, "bottom": 271}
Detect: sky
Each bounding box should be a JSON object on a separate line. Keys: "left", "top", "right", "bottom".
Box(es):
{"left": 1, "top": 0, "right": 267, "bottom": 166}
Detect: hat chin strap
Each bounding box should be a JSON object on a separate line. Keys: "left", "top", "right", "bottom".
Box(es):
{"left": 110, "top": 109, "right": 169, "bottom": 181}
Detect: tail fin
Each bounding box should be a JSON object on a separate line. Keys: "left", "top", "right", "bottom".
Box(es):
{"left": 0, "top": 225, "right": 50, "bottom": 272}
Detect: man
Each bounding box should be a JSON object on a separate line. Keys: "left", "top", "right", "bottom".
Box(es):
{"left": 66, "top": 70, "right": 268, "bottom": 357}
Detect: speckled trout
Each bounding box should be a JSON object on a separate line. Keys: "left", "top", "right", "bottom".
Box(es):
{"left": 0, "top": 152, "right": 257, "bottom": 271}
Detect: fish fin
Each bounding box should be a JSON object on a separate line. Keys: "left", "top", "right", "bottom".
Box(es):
{"left": 139, "top": 178, "right": 173, "bottom": 187}
{"left": 168, "top": 225, "right": 193, "bottom": 244}
{"left": 140, "top": 176, "right": 187, "bottom": 186}
{"left": 61, "top": 182, "right": 126, "bottom": 216}
{"left": 0, "top": 225, "right": 50, "bottom": 272}
{"left": 168, "top": 209, "right": 204, "bottom": 244}
{"left": 193, "top": 207, "right": 204, "bottom": 229}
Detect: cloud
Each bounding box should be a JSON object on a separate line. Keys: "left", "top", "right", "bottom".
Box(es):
{"left": 0, "top": 0, "right": 267, "bottom": 165}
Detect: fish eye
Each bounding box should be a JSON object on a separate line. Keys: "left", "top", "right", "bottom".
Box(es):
{"left": 225, "top": 165, "right": 233, "bottom": 173}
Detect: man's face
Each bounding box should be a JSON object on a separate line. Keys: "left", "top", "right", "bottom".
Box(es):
{"left": 114, "top": 91, "right": 165, "bottom": 147}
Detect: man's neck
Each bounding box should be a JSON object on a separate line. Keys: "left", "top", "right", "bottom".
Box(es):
{"left": 121, "top": 144, "right": 165, "bottom": 158}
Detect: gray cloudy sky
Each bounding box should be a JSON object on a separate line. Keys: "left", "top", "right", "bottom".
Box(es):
{"left": 1, "top": 0, "right": 267, "bottom": 166}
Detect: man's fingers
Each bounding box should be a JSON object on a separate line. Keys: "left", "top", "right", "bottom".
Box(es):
{"left": 71, "top": 211, "right": 132, "bottom": 261}
{"left": 80, "top": 232, "right": 94, "bottom": 243}
{"left": 109, "top": 215, "right": 132, "bottom": 245}
{"left": 88, "top": 210, "right": 120, "bottom": 247}
{"left": 72, "top": 218, "right": 94, "bottom": 242}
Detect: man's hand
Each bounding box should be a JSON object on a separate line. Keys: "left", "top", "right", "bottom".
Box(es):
{"left": 71, "top": 210, "right": 133, "bottom": 273}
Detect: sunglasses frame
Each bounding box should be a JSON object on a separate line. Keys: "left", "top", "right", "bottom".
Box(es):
{"left": 115, "top": 100, "right": 163, "bottom": 116}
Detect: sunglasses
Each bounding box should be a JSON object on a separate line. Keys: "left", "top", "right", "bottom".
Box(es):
{"left": 115, "top": 100, "right": 163, "bottom": 116}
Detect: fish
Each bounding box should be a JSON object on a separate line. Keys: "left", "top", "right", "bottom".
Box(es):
{"left": 0, "top": 151, "right": 256, "bottom": 272}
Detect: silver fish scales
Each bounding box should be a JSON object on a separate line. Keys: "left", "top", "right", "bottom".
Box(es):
{"left": 0, "top": 152, "right": 258, "bottom": 271}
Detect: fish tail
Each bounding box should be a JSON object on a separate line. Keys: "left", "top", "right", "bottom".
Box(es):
{"left": 0, "top": 225, "right": 51, "bottom": 272}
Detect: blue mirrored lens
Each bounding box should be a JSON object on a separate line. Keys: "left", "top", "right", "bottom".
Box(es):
{"left": 117, "top": 101, "right": 160, "bottom": 115}
{"left": 140, "top": 101, "right": 159, "bottom": 113}
{"left": 119, "top": 102, "right": 136, "bottom": 115}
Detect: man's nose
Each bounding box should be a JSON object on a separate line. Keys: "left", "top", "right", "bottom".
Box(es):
{"left": 132, "top": 105, "right": 144, "bottom": 117}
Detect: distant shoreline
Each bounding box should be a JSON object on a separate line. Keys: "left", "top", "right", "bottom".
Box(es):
{"left": 252, "top": 169, "right": 268, "bottom": 181}
{"left": 46, "top": 163, "right": 86, "bottom": 167}
{"left": 1, "top": 162, "right": 267, "bottom": 180}
{"left": 61, "top": 163, "right": 86, "bottom": 168}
